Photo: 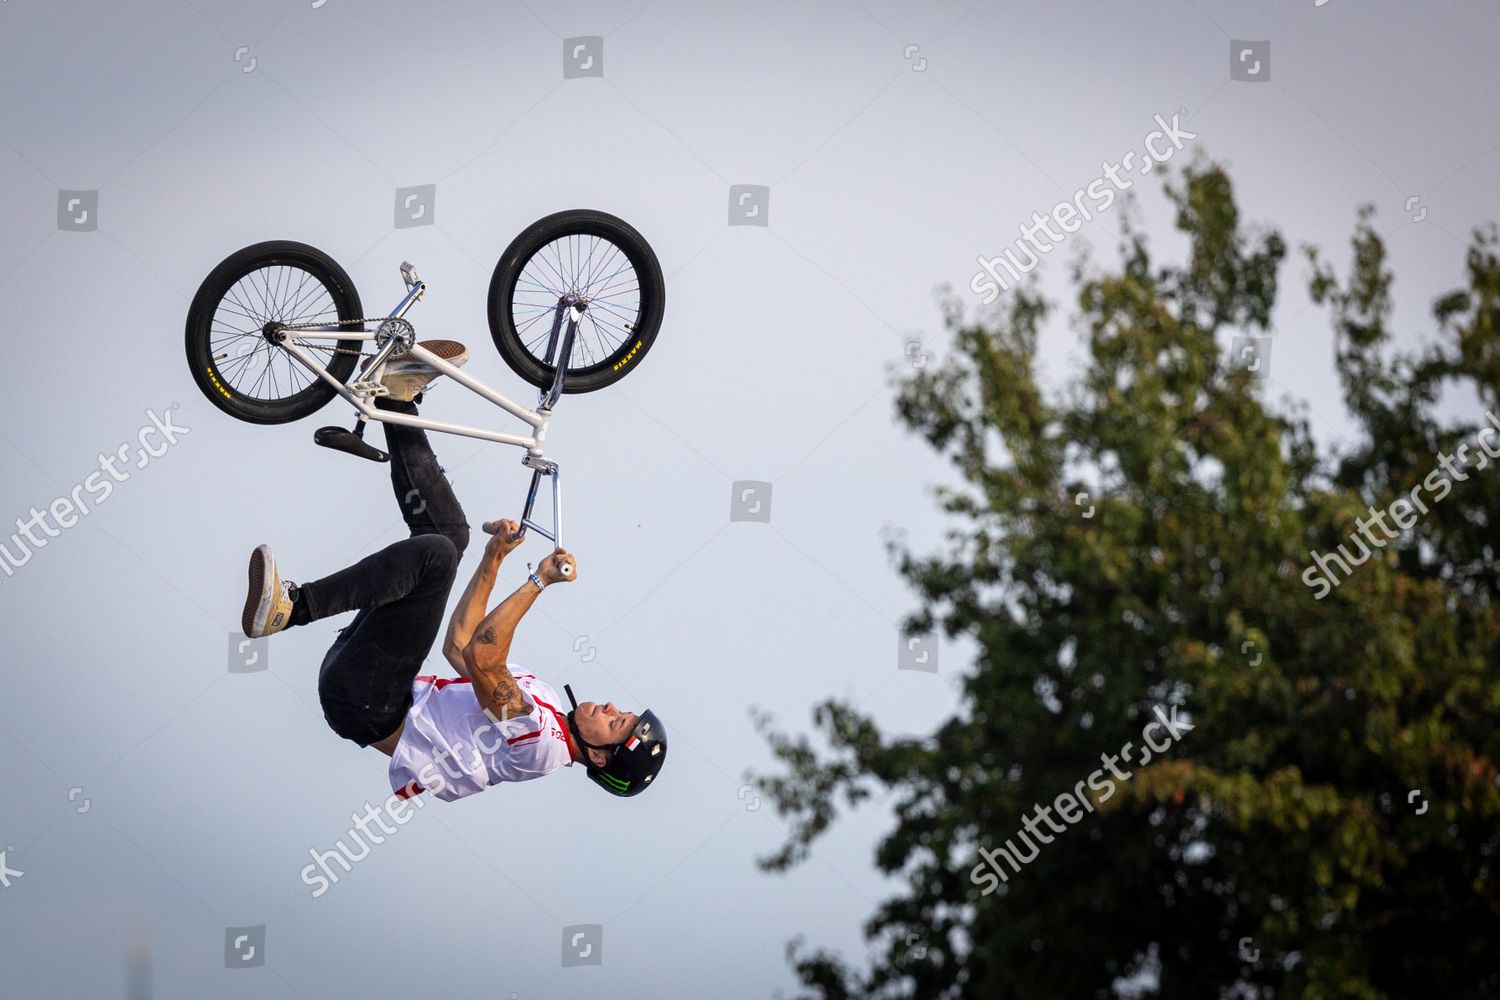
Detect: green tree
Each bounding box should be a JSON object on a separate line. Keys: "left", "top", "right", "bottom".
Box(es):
{"left": 754, "top": 162, "right": 1500, "bottom": 999}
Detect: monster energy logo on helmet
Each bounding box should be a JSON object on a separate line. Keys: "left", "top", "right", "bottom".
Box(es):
{"left": 563, "top": 684, "right": 668, "bottom": 798}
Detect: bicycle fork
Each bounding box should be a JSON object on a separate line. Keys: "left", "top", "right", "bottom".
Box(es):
{"left": 512, "top": 296, "right": 585, "bottom": 549}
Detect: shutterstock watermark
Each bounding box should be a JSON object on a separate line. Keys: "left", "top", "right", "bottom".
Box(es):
{"left": 0, "top": 405, "right": 189, "bottom": 583}
{"left": 969, "top": 704, "right": 1195, "bottom": 895}
{"left": 1302, "top": 409, "right": 1500, "bottom": 599}
{"left": 970, "top": 113, "right": 1198, "bottom": 305}
{"left": 300, "top": 706, "right": 522, "bottom": 898}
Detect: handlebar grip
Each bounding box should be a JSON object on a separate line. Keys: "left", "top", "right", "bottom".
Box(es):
{"left": 482, "top": 520, "right": 525, "bottom": 542}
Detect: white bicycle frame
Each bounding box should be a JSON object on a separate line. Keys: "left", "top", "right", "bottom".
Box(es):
{"left": 270, "top": 261, "right": 581, "bottom": 548}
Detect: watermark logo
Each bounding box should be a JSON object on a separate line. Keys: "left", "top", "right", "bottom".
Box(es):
{"left": 970, "top": 114, "right": 1196, "bottom": 304}
{"left": 1303, "top": 409, "right": 1500, "bottom": 598}
{"left": 0, "top": 848, "right": 22, "bottom": 889}
{"left": 572, "top": 635, "right": 597, "bottom": 663}
{"left": 230, "top": 634, "right": 269, "bottom": 674}
{"left": 233, "top": 46, "right": 257, "bottom": 72}
{"left": 729, "top": 184, "right": 770, "bottom": 227}
{"left": 301, "top": 707, "right": 543, "bottom": 897}
{"left": 1231, "top": 40, "right": 1270, "bottom": 82}
{"left": 899, "top": 629, "right": 938, "bottom": 673}
{"left": 1408, "top": 789, "right": 1428, "bottom": 815}
{"left": 737, "top": 783, "right": 761, "bottom": 811}
{"left": 564, "top": 36, "right": 604, "bottom": 78}
{"left": 0, "top": 406, "right": 189, "bottom": 585}
{"left": 57, "top": 189, "right": 98, "bottom": 232}
{"left": 562, "top": 924, "right": 603, "bottom": 967}
{"left": 730, "top": 480, "right": 773, "bottom": 523}
{"left": 904, "top": 339, "right": 928, "bottom": 369}
{"left": 395, "top": 184, "right": 436, "bottom": 229}
{"left": 970, "top": 704, "right": 1195, "bottom": 894}
{"left": 302, "top": 793, "right": 427, "bottom": 898}
{"left": 224, "top": 926, "right": 266, "bottom": 968}
{"left": 1229, "top": 334, "right": 1272, "bottom": 379}
{"left": 68, "top": 787, "right": 90, "bottom": 813}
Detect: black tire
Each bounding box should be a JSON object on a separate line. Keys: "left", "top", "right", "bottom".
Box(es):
{"left": 186, "top": 241, "right": 364, "bottom": 425}
{"left": 488, "top": 210, "right": 665, "bottom": 394}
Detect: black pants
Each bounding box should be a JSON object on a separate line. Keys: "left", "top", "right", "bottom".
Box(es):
{"left": 296, "top": 398, "right": 471, "bottom": 746}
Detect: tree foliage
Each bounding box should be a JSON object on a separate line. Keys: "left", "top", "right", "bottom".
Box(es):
{"left": 754, "top": 162, "right": 1500, "bottom": 999}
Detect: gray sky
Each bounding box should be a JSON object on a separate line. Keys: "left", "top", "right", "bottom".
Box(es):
{"left": 2, "top": 1, "right": 1498, "bottom": 997}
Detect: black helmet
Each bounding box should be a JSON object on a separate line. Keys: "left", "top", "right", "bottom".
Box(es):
{"left": 563, "top": 685, "right": 667, "bottom": 797}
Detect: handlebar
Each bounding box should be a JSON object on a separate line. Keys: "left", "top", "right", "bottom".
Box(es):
{"left": 480, "top": 521, "right": 573, "bottom": 577}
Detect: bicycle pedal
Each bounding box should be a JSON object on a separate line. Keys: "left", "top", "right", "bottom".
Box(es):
{"left": 314, "top": 426, "right": 390, "bottom": 463}
{"left": 349, "top": 379, "right": 391, "bottom": 398}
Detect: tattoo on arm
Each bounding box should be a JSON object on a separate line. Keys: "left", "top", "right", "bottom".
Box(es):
{"left": 465, "top": 613, "right": 528, "bottom": 717}
{"left": 488, "top": 669, "right": 525, "bottom": 718}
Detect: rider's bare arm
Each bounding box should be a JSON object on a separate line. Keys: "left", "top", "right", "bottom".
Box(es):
{"left": 462, "top": 548, "right": 577, "bottom": 720}
{"left": 443, "top": 519, "right": 523, "bottom": 676}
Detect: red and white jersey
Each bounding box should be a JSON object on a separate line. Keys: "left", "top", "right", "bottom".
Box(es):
{"left": 388, "top": 665, "right": 575, "bottom": 802}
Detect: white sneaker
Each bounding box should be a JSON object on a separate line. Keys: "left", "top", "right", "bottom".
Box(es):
{"left": 242, "top": 544, "right": 295, "bottom": 638}
{"left": 377, "top": 339, "right": 470, "bottom": 402}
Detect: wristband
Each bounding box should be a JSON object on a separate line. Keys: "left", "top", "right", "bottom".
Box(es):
{"left": 527, "top": 563, "right": 546, "bottom": 591}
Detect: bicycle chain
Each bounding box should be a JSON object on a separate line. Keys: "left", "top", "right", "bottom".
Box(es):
{"left": 273, "top": 317, "right": 409, "bottom": 359}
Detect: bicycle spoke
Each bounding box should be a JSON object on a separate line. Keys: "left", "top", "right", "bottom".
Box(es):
{"left": 282, "top": 268, "right": 314, "bottom": 320}
{"left": 267, "top": 267, "right": 288, "bottom": 323}
{"left": 247, "top": 350, "right": 273, "bottom": 397}
{"left": 582, "top": 242, "right": 624, "bottom": 294}
{"left": 282, "top": 274, "right": 331, "bottom": 325}
{"left": 510, "top": 231, "right": 645, "bottom": 372}
{"left": 586, "top": 311, "right": 622, "bottom": 355}
{"left": 209, "top": 263, "right": 352, "bottom": 401}
{"left": 252, "top": 268, "right": 278, "bottom": 324}
{"left": 217, "top": 344, "right": 265, "bottom": 382}
{"left": 588, "top": 262, "right": 636, "bottom": 298}
{"left": 278, "top": 344, "right": 311, "bottom": 393}
{"left": 223, "top": 284, "right": 265, "bottom": 328}
{"left": 515, "top": 310, "right": 556, "bottom": 337}
{"left": 535, "top": 248, "right": 573, "bottom": 294}
{"left": 581, "top": 313, "right": 611, "bottom": 363}
{"left": 271, "top": 266, "right": 294, "bottom": 323}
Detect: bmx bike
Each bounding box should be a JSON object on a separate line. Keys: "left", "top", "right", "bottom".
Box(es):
{"left": 184, "top": 209, "right": 664, "bottom": 554}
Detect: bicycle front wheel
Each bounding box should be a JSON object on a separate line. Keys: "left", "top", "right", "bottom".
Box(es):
{"left": 488, "top": 210, "right": 665, "bottom": 394}
{"left": 185, "top": 241, "right": 364, "bottom": 425}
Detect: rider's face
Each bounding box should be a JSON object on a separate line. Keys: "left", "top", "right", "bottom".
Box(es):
{"left": 574, "top": 701, "right": 639, "bottom": 758}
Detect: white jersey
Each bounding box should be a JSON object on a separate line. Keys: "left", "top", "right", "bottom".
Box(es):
{"left": 388, "top": 666, "right": 575, "bottom": 802}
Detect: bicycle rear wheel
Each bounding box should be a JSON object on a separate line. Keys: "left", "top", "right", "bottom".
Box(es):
{"left": 488, "top": 210, "right": 665, "bottom": 394}
{"left": 185, "top": 241, "right": 364, "bottom": 425}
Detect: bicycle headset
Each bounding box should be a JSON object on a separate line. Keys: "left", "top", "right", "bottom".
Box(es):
{"left": 563, "top": 684, "right": 667, "bottom": 797}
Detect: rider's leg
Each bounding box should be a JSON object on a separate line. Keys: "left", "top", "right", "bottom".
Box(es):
{"left": 376, "top": 396, "right": 470, "bottom": 558}
{"left": 291, "top": 532, "right": 455, "bottom": 625}
{"left": 312, "top": 533, "right": 460, "bottom": 746}
{"left": 291, "top": 396, "right": 470, "bottom": 745}
{"left": 287, "top": 395, "right": 469, "bottom": 628}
